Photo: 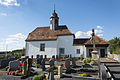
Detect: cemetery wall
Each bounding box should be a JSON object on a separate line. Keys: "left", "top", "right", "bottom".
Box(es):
{"left": 108, "top": 53, "right": 120, "bottom": 62}
{"left": 25, "top": 40, "right": 57, "bottom": 58}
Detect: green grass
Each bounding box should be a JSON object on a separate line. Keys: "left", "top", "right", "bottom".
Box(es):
{"left": 107, "top": 57, "right": 118, "bottom": 62}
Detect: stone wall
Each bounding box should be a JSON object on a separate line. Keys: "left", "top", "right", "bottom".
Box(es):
{"left": 108, "top": 53, "right": 120, "bottom": 62}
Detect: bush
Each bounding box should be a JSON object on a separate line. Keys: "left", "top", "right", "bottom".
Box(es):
{"left": 90, "top": 61, "right": 95, "bottom": 65}
{"left": 62, "top": 56, "right": 66, "bottom": 59}
{"left": 33, "top": 74, "right": 45, "bottom": 80}
{"left": 83, "top": 58, "right": 91, "bottom": 64}
{"left": 113, "top": 48, "right": 120, "bottom": 54}
{"left": 36, "top": 64, "right": 39, "bottom": 68}
{"left": 80, "top": 73, "right": 87, "bottom": 77}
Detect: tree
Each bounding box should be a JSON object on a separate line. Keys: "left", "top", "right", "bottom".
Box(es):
{"left": 108, "top": 37, "right": 120, "bottom": 54}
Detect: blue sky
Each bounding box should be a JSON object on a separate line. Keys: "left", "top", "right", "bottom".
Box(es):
{"left": 0, "top": 0, "right": 120, "bottom": 51}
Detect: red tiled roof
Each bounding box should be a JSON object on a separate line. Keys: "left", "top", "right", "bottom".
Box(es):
{"left": 26, "top": 25, "right": 74, "bottom": 41}
{"left": 73, "top": 35, "right": 109, "bottom": 46}
{"left": 73, "top": 38, "right": 89, "bottom": 46}
{"left": 84, "top": 35, "right": 109, "bottom": 45}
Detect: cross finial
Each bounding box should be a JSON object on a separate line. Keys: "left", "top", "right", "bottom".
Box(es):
{"left": 54, "top": 4, "right": 55, "bottom": 13}
{"left": 92, "top": 28, "right": 95, "bottom": 36}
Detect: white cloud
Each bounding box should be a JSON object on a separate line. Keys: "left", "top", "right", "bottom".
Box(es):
{"left": 0, "top": 13, "right": 7, "bottom": 16}
{"left": 0, "top": 33, "right": 26, "bottom": 51}
{"left": 9, "top": 33, "right": 26, "bottom": 39}
{"left": 0, "top": 0, "right": 20, "bottom": 6}
{"left": 97, "top": 26, "right": 103, "bottom": 29}
{"left": 75, "top": 26, "right": 104, "bottom": 38}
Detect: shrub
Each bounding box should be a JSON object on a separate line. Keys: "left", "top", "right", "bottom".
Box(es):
{"left": 83, "top": 58, "right": 91, "bottom": 64}
{"left": 113, "top": 48, "right": 120, "bottom": 54}
{"left": 33, "top": 74, "right": 45, "bottom": 80}
{"left": 36, "top": 64, "right": 39, "bottom": 68}
{"left": 80, "top": 73, "right": 87, "bottom": 77}
{"left": 62, "top": 56, "right": 66, "bottom": 59}
{"left": 90, "top": 61, "right": 95, "bottom": 65}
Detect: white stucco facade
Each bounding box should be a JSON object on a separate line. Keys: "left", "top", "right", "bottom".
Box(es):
{"left": 25, "top": 35, "right": 109, "bottom": 58}
{"left": 26, "top": 40, "right": 57, "bottom": 58}
{"left": 26, "top": 35, "right": 75, "bottom": 58}
{"left": 57, "top": 35, "right": 74, "bottom": 57}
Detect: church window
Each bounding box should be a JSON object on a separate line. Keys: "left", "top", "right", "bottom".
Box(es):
{"left": 76, "top": 49, "right": 80, "bottom": 54}
{"left": 40, "top": 43, "right": 45, "bottom": 51}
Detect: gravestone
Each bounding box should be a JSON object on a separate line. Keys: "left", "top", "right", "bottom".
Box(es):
{"left": 27, "top": 58, "right": 32, "bottom": 75}
{"left": 36, "top": 55, "right": 42, "bottom": 67}
{"left": 70, "top": 54, "right": 72, "bottom": 58}
{"left": 68, "top": 55, "right": 70, "bottom": 58}
{"left": 48, "top": 58, "right": 55, "bottom": 80}
{"left": 72, "top": 58, "right": 76, "bottom": 67}
{"left": 21, "top": 58, "right": 26, "bottom": 63}
{"left": 58, "top": 65, "right": 63, "bottom": 78}
{"left": 65, "top": 58, "right": 71, "bottom": 74}
{"left": 56, "top": 55, "right": 58, "bottom": 59}
{"left": 40, "top": 55, "right": 43, "bottom": 59}
{"left": 22, "top": 58, "right": 32, "bottom": 75}
{"left": 31, "top": 55, "right": 33, "bottom": 59}
{"left": 9, "top": 60, "right": 20, "bottom": 71}
{"left": 52, "top": 55, "right": 55, "bottom": 60}
{"left": 22, "top": 60, "right": 27, "bottom": 75}
{"left": 36, "top": 55, "right": 39, "bottom": 58}
{"left": 82, "top": 64, "right": 93, "bottom": 68}
{"left": 0, "top": 59, "right": 10, "bottom": 68}
{"left": 41, "top": 58, "right": 45, "bottom": 71}
{"left": 100, "top": 65, "right": 107, "bottom": 80}
{"left": 26, "top": 56, "right": 29, "bottom": 59}
{"left": 31, "top": 55, "right": 33, "bottom": 65}
{"left": 45, "top": 55, "right": 47, "bottom": 59}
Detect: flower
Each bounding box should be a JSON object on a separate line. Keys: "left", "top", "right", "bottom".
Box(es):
{"left": 19, "top": 63, "right": 23, "bottom": 66}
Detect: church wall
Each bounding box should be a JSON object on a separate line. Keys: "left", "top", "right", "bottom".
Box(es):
{"left": 57, "top": 35, "right": 75, "bottom": 57}
{"left": 25, "top": 40, "right": 57, "bottom": 58}
{"left": 73, "top": 45, "right": 86, "bottom": 57}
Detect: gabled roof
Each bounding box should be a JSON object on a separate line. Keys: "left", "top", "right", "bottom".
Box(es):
{"left": 73, "top": 35, "right": 109, "bottom": 46}
{"left": 84, "top": 35, "right": 109, "bottom": 45}
{"left": 26, "top": 25, "right": 74, "bottom": 41}
{"left": 73, "top": 38, "right": 89, "bottom": 46}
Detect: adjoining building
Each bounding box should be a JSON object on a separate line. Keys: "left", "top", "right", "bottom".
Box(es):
{"left": 25, "top": 9, "right": 109, "bottom": 58}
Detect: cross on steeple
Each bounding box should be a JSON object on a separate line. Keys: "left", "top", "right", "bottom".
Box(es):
{"left": 54, "top": 4, "right": 55, "bottom": 13}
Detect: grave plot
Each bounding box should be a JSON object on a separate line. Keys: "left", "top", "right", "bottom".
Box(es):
{"left": 0, "top": 54, "right": 108, "bottom": 80}
{"left": 0, "top": 56, "right": 36, "bottom": 80}
{"left": 31, "top": 55, "right": 102, "bottom": 80}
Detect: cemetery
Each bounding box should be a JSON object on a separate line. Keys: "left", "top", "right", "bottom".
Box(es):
{"left": 0, "top": 54, "right": 116, "bottom": 80}
{"left": 0, "top": 29, "right": 119, "bottom": 80}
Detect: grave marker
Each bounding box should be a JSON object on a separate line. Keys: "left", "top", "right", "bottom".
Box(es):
{"left": 8, "top": 60, "right": 20, "bottom": 71}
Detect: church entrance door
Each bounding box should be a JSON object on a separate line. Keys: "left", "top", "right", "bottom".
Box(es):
{"left": 100, "top": 49, "right": 105, "bottom": 57}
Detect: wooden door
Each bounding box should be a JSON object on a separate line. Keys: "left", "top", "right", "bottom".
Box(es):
{"left": 100, "top": 49, "right": 105, "bottom": 57}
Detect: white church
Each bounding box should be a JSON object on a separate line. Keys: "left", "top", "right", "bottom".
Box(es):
{"left": 25, "top": 9, "right": 109, "bottom": 58}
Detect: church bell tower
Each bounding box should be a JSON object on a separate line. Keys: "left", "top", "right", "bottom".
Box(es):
{"left": 50, "top": 6, "right": 59, "bottom": 30}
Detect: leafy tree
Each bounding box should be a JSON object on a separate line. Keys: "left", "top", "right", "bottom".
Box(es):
{"left": 109, "top": 37, "right": 120, "bottom": 54}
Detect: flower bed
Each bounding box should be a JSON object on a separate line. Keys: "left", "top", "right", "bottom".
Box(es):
{"left": 72, "top": 73, "right": 100, "bottom": 80}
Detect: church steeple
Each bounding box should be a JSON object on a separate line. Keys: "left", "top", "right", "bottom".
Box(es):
{"left": 50, "top": 5, "right": 59, "bottom": 30}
